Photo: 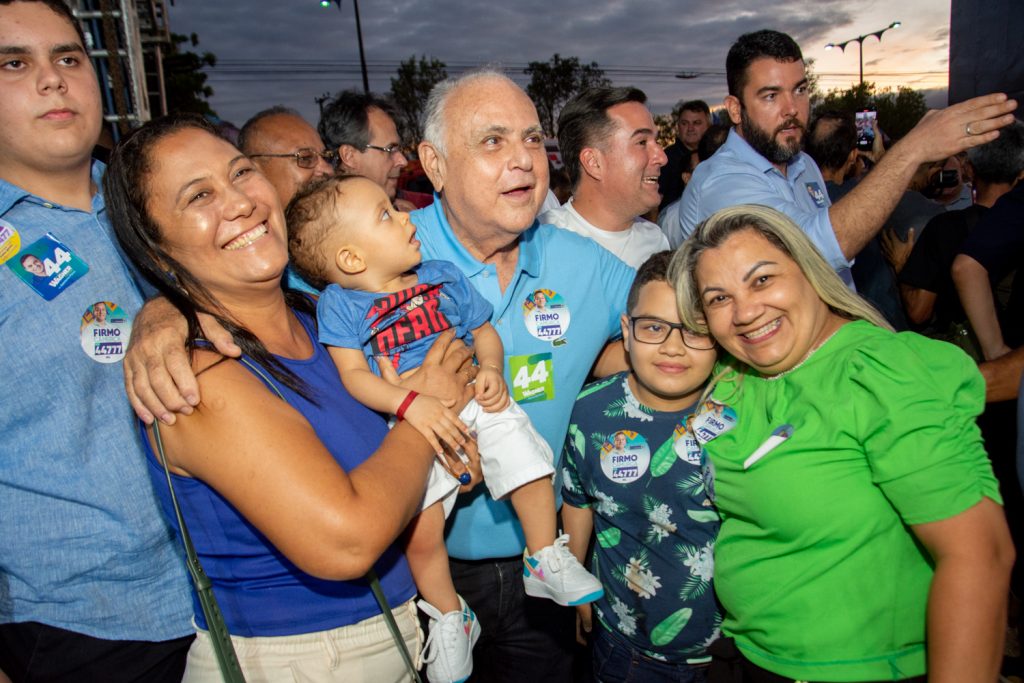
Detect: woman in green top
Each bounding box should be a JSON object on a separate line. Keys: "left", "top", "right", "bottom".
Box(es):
{"left": 670, "top": 204, "right": 1013, "bottom": 683}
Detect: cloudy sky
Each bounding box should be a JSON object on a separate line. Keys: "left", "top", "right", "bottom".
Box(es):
{"left": 166, "top": 0, "right": 952, "bottom": 128}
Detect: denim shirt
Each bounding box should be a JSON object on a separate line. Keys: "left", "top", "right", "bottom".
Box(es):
{"left": 679, "top": 129, "right": 853, "bottom": 284}
{"left": 0, "top": 161, "right": 192, "bottom": 640}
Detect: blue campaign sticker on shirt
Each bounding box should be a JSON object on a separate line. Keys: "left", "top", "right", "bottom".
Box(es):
{"left": 79, "top": 301, "right": 132, "bottom": 363}
{"left": 8, "top": 233, "right": 88, "bottom": 301}
{"left": 523, "top": 288, "right": 571, "bottom": 343}
{"left": 805, "top": 181, "right": 828, "bottom": 208}
{"left": 599, "top": 430, "right": 651, "bottom": 484}
{"left": 691, "top": 398, "right": 737, "bottom": 444}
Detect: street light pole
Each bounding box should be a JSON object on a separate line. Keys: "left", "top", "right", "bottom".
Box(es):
{"left": 321, "top": 0, "right": 370, "bottom": 94}
{"left": 825, "top": 21, "right": 901, "bottom": 86}
{"left": 351, "top": 0, "right": 369, "bottom": 94}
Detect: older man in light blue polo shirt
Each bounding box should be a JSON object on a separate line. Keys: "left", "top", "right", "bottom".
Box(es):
{"left": 680, "top": 29, "right": 1016, "bottom": 277}
{"left": 412, "top": 69, "right": 634, "bottom": 683}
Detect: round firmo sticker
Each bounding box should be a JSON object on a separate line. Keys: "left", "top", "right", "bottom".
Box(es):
{"left": 80, "top": 301, "right": 131, "bottom": 363}
{"left": 599, "top": 430, "right": 650, "bottom": 485}
{"left": 522, "top": 288, "right": 570, "bottom": 342}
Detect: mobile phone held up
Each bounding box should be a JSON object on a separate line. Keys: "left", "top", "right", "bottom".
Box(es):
{"left": 856, "top": 110, "right": 877, "bottom": 151}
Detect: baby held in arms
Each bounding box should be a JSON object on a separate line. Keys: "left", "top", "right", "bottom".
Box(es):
{"left": 287, "top": 175, "right": 602, "bottom": 683}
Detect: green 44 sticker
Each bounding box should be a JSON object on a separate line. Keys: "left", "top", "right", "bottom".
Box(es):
{"left": 509, "top": 352, "right": 553, "bottom": 404}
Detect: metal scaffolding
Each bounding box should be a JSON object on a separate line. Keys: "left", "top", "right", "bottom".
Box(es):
{"left": 69, "top": 0, "right": 171, "bottom": 141}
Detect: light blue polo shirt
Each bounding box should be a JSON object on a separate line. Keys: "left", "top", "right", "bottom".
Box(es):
{"left": 679, "top": 128, "right": 852, "bottom": 282}
{"left": 411, "top": 198, "right": 635, "bottom": 560}
{"left": 0, "top": 161, "right": 193, "bottom": 640}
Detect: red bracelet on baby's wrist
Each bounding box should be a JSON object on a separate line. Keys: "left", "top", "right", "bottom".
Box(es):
{"left": 395, "top": 390, "right": 419, "bottom": 421}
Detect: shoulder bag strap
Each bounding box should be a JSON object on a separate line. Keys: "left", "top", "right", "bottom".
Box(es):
{"left": 153, "top": 420, "right": 246, "bottom": 683}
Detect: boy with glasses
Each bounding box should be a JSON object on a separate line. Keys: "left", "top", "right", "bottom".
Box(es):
{"left": 562, "top": 250, "right": 722, "bottom": 682}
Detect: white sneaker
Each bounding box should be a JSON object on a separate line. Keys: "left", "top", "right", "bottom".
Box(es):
{"left": 523, "top": 534, "right": 604, "bottom": 606}
{"left": 418, "top": 596, "right": 480, "bottom": 683}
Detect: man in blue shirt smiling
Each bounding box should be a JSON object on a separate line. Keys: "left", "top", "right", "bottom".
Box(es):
{"left": 680, "top": 29, "right": 1017, "bottom": 282}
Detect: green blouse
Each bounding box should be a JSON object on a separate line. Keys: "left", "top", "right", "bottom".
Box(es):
{"left": 703, "top": 320, "right": 1000, "bottom": 681}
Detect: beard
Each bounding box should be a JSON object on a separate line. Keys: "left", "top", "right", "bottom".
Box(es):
{"left": 741, "top": 107, "right": 804, "bottom": 165}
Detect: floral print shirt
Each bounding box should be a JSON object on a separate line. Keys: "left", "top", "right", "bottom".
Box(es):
{"left": 562, "top": 372, "right": 721, "bottom": 659}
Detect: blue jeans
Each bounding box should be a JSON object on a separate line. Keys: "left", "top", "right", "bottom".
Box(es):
{"left": 449, "top": 556, "right": 575, "bottom": 683}
{"left": 592, "top": 627, "right": 709, "bottom": 683}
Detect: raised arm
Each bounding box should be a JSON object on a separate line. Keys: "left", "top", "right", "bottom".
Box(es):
{"left": 911, "top": 497, "right": 1014, "bottom": 683}
{"left": 829, "top": 94, "right": 1016, "bottom": 260}
{"left": 158, "top": 352, "right": 438, "bottom": 581}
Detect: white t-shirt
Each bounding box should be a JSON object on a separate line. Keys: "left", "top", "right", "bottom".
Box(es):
{"left": 539, "top": 199, "right": 668, "bottom": 268}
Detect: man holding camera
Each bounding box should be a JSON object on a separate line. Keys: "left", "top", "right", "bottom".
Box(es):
{"left": 679, "top": 29, "right": 1017, "bottom": 277}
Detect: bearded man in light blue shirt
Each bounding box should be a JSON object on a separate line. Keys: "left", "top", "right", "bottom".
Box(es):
{"left": 680, "top": 29, "right": 1017, "bottom": 283}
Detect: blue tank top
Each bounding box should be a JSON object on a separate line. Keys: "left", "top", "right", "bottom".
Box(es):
{"left": 144, "top": 310, "right": 415, "bottom": 637}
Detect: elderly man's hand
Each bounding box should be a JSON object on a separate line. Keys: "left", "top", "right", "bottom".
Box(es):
{"left": 896, "top": 93, "right": 1017, "bottom": 165}
{"left": 124, "top": 297, "right": 240, "bottom": 424}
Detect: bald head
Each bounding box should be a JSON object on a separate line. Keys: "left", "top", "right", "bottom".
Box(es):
{"left": 418, "top": 70, "right": 548, "bottom": 249}
{"left": 239, "top": 109, "right": 334, "bottom": 205}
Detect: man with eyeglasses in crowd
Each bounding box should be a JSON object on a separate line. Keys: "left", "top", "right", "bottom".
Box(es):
{"left": 238, "top": 106, "right": 335, "bottom": 206}
{"left": 317, "top": 89, "right": 417, "bottom": 211}
{"left": 236, "top": 106, "right": 337, "bottom": 296}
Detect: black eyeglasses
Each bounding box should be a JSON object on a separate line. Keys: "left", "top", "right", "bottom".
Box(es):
{"left": 629, "top": 317, "right": 715, "bottom": 350}
{"left": 364, "top": 143, "right": 404, "bottom": 156}
{"left": 249, "top": 148, "right": 337, "bottom": 169}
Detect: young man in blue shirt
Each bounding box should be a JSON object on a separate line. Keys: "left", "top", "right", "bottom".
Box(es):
{"left": 0, "top": 1, "right": 193, "bottom": 680}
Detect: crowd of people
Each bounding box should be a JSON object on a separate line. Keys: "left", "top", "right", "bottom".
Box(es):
{"left": 2, "top": 1, "right": 1022, "bottom": 682}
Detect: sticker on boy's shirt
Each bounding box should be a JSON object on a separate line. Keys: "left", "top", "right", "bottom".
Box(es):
{"left": 690, "top": 398, "right": 737, "bottom": 444}
{"left": 8, "top": 233, "right": 88, "bottom": 300}
{"left": 79, "top": 301, "right": 131, "bottom": 363}
{"left": 509, "top": 352, "right": 553, "bottom": 404}
{"left": 599, "top": 430, "right": 650, "bottom": 484}
{"left": 805, "top": 181, "right": 828, "bottom": 208}
{"left": 522, "top": 288, "right": 570, "bottom": 342}
{"left": 673, "top": 422, "right": 704, "bottom": 465}
{"left": 0, "top": 219, "right": 21, "bottom": 265}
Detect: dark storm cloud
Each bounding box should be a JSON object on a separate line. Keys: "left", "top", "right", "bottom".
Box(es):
{"left": 167, "top": 0, "right": 872, "bottom": 126}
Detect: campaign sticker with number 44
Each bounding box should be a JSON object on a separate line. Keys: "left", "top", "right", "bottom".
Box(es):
{"left": 509, "top": 352, "right": 553, "bottom": 404}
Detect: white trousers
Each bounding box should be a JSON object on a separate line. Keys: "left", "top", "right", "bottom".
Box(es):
{"left": 422, "top": 398, "right": 555, "bottom": 515}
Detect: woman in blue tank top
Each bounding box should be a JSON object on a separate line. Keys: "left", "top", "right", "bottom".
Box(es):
{"left": 104, "top": 114, "right": 476, "bottom": 682}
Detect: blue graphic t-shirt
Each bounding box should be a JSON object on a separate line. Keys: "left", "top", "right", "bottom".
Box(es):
{"left": 562, "top": 372, "right": 721, "bottom": 659}
{"left": 317, "top": 259, "right": 493, "bottom": 375}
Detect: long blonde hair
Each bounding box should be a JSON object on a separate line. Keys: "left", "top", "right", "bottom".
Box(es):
{"left": 669, "top": 204, "right": 892, "bottom": 335}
